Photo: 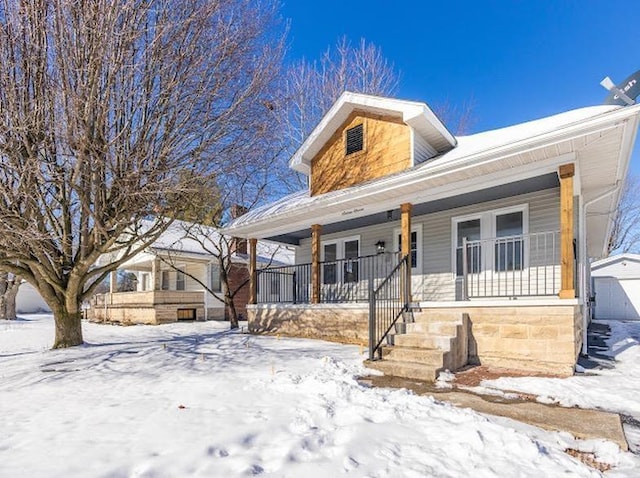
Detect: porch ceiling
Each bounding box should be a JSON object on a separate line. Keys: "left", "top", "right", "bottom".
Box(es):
{"left": 267, "top": 173, "right": 559, "bottom": 245}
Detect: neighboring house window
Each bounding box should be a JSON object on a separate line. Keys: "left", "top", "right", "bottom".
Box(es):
{"left": 161, "top": 271, "right": 170, "bottom": 290}
{"left": 321, "top": 236, "right": 360, "bottom": 284}
{"left": 452, "top": 205, "right": 528, "bottom": 277}
{"left": 210, "top": 264, "right": 221, "bottom": 292}
{"left": 393, "top": 224, "right": 423, "bottom": 273}
{"left": 345, "top": 124, "right": 364, "bottom": 155}
{"left": 176, "top": 270, "right": 186, "bottom": 290}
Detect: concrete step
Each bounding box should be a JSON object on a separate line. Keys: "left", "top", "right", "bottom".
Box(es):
{"left": 393, "top": 333, "right": 455, "bottom": 351}
{"left": 384, "top": 346, "right": 445, "bottom": 366}
{"left": 412, "top": 311, "right": 464, "bottom": 324}
{"left": 365, "top": 359, "right": 440, "bottom": 382}
{"left": 406, "top": 321, "right": 460, "bottom": 336}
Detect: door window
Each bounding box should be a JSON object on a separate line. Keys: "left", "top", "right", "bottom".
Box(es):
{"left": 495, "top": 212, "right": 523, "bottom": 271}
{"left": 323, "top": 243, "right": 337, "bottom": 284}
{"left": 456, "top": 219, "right": 481, "bottom": 276}
{"left": 321, "top": 237, "right": 360, "bottom": 284}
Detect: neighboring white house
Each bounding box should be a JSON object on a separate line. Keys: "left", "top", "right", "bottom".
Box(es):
{"left": 591, "top": 254, "right": 640, "bottom": 320}
{"left": 90, "top": 219, "right": 293, "bottom": 324}
{"left": 16, "top": 282, "right": 51, "bottom": 314}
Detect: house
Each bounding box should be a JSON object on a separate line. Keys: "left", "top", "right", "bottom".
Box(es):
{"left": 89, "top": 219, "right": 293, "bottom": 325}
{"left": 591, "top": 253, "right": 640, "bottom": 320}
{"left": 224, "top": 92, "right": 640, "bottom": 379}
{"left": 16, "top": 282, "right": 51, "bottom": 314}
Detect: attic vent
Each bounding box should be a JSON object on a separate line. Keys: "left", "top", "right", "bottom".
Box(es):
{"left": 345, "top": 124, "right": 364, "bottom": 155}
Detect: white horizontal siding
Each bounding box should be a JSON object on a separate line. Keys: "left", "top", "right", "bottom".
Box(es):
{"left": 295, "top": 188, "right": 560, "bottom": 301}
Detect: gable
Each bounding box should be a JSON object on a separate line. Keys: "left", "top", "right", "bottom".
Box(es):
{"left": 310, "top": 111, "right": 411, "bottom": 196}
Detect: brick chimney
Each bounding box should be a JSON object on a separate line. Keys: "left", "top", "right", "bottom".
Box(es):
{"left": 229, "top": 205, "right": 248, "bottom": 255}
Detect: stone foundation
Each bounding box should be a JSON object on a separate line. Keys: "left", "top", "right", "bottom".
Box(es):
{"left": 248, "top": 301, "right": 583, "bottom": 376}
{"left": 427, "top": 303, "right": 583, "bottom": 376}
{"left": 247, "top": 304, "right": 369, "bottom": 345}
{"left": 90, "top": 304, "right": 208, "bottom": 325}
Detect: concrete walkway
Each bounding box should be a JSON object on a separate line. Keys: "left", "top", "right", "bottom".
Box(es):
{"left": 362, "top": 375, "right": 628, "bottom": 451}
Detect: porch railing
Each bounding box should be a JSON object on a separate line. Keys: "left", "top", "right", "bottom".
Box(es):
{"left": 462, "top": 230, "right": 561, "bottom": 298}
{"left": 256, "top": 252, "right": 400, "bottom": 304}
{"left": 368, "top": 254, "right": 409, "bottom": 360}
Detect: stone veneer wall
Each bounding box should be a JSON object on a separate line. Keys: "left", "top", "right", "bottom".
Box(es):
{"left": 90, "top": 304, "right": 206, "bottom": 325}
{"left": 248, "top": 302, "right": 582, "bottom": 376}
{"left": 247, "top": 304, "right": 370, "bottom": 345}
{"left": 438, "top": 304, "right": 582, "bottom": 376}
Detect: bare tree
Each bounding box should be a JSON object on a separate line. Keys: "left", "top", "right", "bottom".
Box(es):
{"left": 607, "top": 175, "right": 640, "bottom": 256}
{"left": 0, "top": 272, "right": 20, "bottom": 320}
{"left": 158, "top": 222, "right": 279, "bottom": 330}
{"left": 0, "top": 0, "right": 285, "bottom": 347}
{"left": 275, "top": 37, "right": 400, "bottom": 192}
{"left": 432, "top": 96, "right": 477, "bottom": 135}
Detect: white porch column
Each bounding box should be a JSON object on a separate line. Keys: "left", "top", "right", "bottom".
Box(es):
{"left": 109, "top": 270, "right": 117, "bottom": 293}
{"left": 152, "top": 257, "right": 161, "bottom": 291}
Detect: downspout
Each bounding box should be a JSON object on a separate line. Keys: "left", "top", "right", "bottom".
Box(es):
{"left": 581, "top": 181, "right": 622, "bottom": 355}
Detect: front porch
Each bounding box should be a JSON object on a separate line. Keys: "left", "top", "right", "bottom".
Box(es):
{"left": 244, "top": 165, "right": 583, "bottom": 378}
{"left": 89, "top": 254, "right": 225, "bottom": 325}
{"left": 90, "top": 290, "right": 207, "bottom": 324}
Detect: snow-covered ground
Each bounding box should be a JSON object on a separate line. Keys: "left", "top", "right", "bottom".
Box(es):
{"left": 478, "top": 320, "right": 640, "bottom": 418}
{"left": 1, "top": 316, "right": 639, "bottom": 477}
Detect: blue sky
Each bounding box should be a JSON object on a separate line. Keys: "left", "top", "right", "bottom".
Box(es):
{"left": 281, "top": 1, "right": 640, "bottom": 171}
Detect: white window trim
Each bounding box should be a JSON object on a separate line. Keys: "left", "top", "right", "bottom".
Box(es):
{"left": 393, "top": 224, "right": 423, "bottom": 274}
{"left": 175, "top": 264, "right": 187, "bottom": 291}
{"left": 451, "top": 204, "right": 529, "bottom": 279}
{"left": 320, "top": 235, "right": 361, "bottom": 261}
{"left": 320, "top": 235, "right": 361, "bottom": 284}
{"left": 161, "top": 269, "right": 170, "bottom": 291}
{"left": 209, "top": 263, "right": 222, "bottom": 293}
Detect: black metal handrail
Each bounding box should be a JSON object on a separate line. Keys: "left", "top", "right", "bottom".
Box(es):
{"left": 256, "top": 252, "right": 400, "bottom": 304}
{"left": 368, "top": 254, "right": 409, "bottom": 360}
{"left": 461, "top": 230, "right": 560, "bottom": 298}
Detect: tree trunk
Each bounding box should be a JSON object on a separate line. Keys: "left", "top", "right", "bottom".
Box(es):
{"left": 226, "top": 295, "right": 239, "bottom": 329}
{"left": 52, "top": 307, "right": 84, "bottom": 348}
{"left": 4, "top": 279, "right": 19, "bottom": 319}
{"left": 0, "top": 273, "right": 19, "bottom": 320}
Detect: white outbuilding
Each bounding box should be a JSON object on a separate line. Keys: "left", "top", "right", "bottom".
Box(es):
{"left": 591, "top": 254, "right": 640, "bottom": 320}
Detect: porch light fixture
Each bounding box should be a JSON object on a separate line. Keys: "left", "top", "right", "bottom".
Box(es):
{"left": 375, "top": 240, "right": 386, "bottom": 254}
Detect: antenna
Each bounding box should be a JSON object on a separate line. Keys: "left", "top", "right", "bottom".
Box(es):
{"left": 601, "top": 70, "right": 640, "bottom": 106}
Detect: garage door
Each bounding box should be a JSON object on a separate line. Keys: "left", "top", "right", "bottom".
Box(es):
{"left": 594, "top": 277, "right": 640, "bottom": 320}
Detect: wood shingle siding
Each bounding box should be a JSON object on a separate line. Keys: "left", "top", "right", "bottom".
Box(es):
{"left": 310, "top": 111, "right": 411, "bottom": 196}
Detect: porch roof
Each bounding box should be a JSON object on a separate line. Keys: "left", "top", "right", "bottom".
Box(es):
{"left": 226, "top": 103, "right": 640, "bottom": 258}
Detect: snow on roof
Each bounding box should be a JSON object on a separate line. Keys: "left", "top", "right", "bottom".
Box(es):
{"left": 289, "top": 91, "right": 457, "bottom": 175}
{"left": 591, "top": 253, "right": 640, "bottom": 270}
{"left": 230, "top": 104, "right": 623, "bottom": 230}
{"left": 125, "top": 219, "right": 294, "bottom": 266}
